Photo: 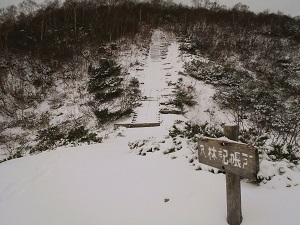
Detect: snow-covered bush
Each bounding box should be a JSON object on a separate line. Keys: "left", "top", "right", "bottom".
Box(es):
{"left": 0, "top": 132, "right": 28, "bottom": 163}
{"left": 94, "top": 108, "right": 133, "bottom": 126}
{"left": 122, "top": 77, "right": 142, "bottom": 109}
{"left": 88, "top": 59, "right": 141, "bottom": 126}
{"left": 172, "top": 79, "right": 197, "bottom": 110}
{"left": 30, "top": 125, "right": 102, "bottom": 154}
{"left": 128, "top": 137, "right": 161, "bottom": 156}
{"left": 183, "top": 58, "right": 300, "bottom": 164}
{"left": 88, "top": 58, "right": 123, "bottom": 94}
{"left": 183, "top": 59, "right": 253, "bottom": 86}
{"left": 169, "top": 121, "right": 223, "bottom": 140}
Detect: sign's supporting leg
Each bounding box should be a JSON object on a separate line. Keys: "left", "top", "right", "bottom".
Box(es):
{"left": 224, "top": 124, "right": 242, "bottom": 225}
{"left": 226, "top": 173, "right": 242, "bottom": 225}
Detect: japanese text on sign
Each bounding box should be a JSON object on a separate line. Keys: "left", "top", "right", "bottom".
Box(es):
{"left": 198, "top": 138, "right": 259, "bottom": 179}
{"left": 198, "top": 145, "right": 254, "bottom": 169}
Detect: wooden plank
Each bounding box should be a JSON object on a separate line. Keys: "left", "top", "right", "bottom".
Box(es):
{"left": 226, "top": 173, "right": 242, "bottom": 225}
{"left": 114, "top": 122, "right": 160, "bottom": 129}
{"left": 198, "top": 137, "right": 259, "bottom": 180}
{"left": 224, "top": 125, "right": 242, "bottom": 225}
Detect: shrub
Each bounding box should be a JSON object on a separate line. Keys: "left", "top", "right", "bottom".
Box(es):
{"left": 66, "top": 126, "right": 102, "bottom": 144}
{"left": 239, "top": 128, "right": 270, "bottom": 147}
{"left": 127, "top": 77, "right": 142, "bottom": 106}
{"left": 129, "top": 77, "right": 140, "bottom": 87}
{"left": 95, "top": 108, "right": 133, "bottom": 125}
{"left": 94, "top": 88, "right": 123, "bottom": 102}
{"left": 0, "top": 150, "right": 23, "bottom": 163}
{"left": 30, "top": 125, "right": 102, "bottom": 154}
{"left": 88, "top": 59, "right": 122, "bottom": 93}
{"left": 66, "top": 126, "right": 89, "bottom": 142}
{"left": 182, "top": 60, "right": 253, "bottom": 87}
{"left": 172, "top": 79, "right": 197, "bottom": 110}
{"left": 268, "top": 144, "right": 298, "bottom": 162}
{"left": 36, "top": 126, "right": 64, "bottom": 147}
{"left": 169, "top": 121, "right": 223, "bottom": 140}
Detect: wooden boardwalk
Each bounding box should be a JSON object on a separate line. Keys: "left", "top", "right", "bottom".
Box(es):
{"left": 114, "top": 100, "right": 161, "bottom": 129}
{"left": 115, "top": 30, "right": 168, "bottom": 129}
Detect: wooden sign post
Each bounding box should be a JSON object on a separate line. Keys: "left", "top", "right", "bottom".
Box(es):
{"left": 198, "top": 125, "right": 259, "bottom": 225}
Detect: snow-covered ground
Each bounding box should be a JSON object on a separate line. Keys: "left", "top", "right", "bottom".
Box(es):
{"left": 1, "top": 30, "right": 300, "bottom": 225}
{"left": 1, "top": 129, "right": 300, "bottom": 225}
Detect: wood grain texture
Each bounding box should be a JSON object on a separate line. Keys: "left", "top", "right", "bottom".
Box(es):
{"left": 226, "top": 173, "right": 242, "bottom": 225}
{"left": 224, "top": 125, "right": 242, "bottom": 225}
{"left": 198, "top": 137, "right": 259, "bottom": 180}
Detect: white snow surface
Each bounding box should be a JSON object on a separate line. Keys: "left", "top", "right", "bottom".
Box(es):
{"left": 1, "top": 30, "right": 300, "bottom": 225}
{"left": 1, "top": 132, "right": 300, "bottom": 225}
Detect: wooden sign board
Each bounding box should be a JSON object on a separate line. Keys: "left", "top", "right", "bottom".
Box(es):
{"left": 198, "top": 137, "right": 259, "bottom": 180}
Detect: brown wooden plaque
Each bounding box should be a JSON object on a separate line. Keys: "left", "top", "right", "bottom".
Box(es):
{"left": 198, "top": 137, "right": 259, "bottom": 180}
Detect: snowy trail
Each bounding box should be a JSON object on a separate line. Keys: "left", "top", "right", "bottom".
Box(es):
{"left": 132, "top": 100, "right": 160, "bottom": 124}
{"left": 130, "top": 31, "right": 165, "bottom": 125}
{"left": 117, "top": 30, "right": 176, "bottom": 127}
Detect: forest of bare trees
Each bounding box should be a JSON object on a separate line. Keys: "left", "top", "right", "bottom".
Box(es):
{"left": 1, "top": 0, "right": 299, "bottom": 63}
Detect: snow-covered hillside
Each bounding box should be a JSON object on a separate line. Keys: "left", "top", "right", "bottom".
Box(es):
{"left": 1, "top": 30, "right": 300, "bottom": 225}
{"left": 2, "top": 133, "right": 300, "bottom": 225}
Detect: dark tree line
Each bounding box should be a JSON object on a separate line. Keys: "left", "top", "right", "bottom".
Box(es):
{"left": 0, "top": 0, "right": 144, "bottom": 64}
{"left": 0, "top": 0, "right": 299, "bottom": 64}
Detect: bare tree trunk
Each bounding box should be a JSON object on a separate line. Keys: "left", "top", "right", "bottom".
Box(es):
{"left": 74, "top": 8, "right": 77, "bottom": 36}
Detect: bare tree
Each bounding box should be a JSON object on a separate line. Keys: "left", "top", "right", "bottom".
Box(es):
{"left": 0, "top": 5, "right": 17, "bottom": 52}
{"left": 18, "top": 0, "right": 40, "bottom": 15}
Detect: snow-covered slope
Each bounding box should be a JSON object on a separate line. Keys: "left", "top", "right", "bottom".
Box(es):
{"left": 1, "top": 129, "right": 300, "bottom": 225}
{"left": 1, "top": 29, "right": 300, "bottom": 225}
